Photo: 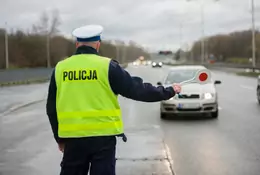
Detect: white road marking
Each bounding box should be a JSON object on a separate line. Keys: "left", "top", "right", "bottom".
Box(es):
{"left": 163, "top": 141, "right": 175, "bottom": 174}
{"left": 152, "top": 125, "right": 160, "bottom": 128}
{"left": 240, "top": 85, "right": 255, "bottom": 90}
{"left": 6, "top": 149, "right": 17, "bottom": 153}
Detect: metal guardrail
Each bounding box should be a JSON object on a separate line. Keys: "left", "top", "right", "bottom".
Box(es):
{"left": 202, "top": 62, "right": 260, "bottom": 70}
{"left": 0, "top": 68, "right": 53, "bottom": 86}
{"left": 163, "top": 61, "right": 260, "bottom": 70}
{"left": 0, "top": 64, "right": 128, "bottom": 86}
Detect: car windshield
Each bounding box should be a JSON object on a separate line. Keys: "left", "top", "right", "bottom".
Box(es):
{"left": 164, "top": 69, "right": 201, "bottom": 84}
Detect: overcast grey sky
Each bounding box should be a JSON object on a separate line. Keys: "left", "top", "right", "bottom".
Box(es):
{"left": 1, "top": 0, "right": 260, "bottom": 51}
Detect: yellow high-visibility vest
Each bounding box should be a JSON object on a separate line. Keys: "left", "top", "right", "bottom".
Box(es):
{"left": 55, "top": 54, "right": 123, "bottom": 138}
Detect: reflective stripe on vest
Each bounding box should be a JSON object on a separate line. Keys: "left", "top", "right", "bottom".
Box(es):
{"left": 55, "top": 54, "right": 124, "bottom": 138}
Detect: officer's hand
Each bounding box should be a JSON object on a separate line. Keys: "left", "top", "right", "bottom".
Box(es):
{"left": 58, "top": 143, "right": 65, "bottom": 153}
{"left": 172, "top": 83, "right": 181, "bottom": 94}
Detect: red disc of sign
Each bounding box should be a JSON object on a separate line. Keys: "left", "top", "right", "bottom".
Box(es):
{"left": 199, "top": 72, "right": 208, "bottom": 81}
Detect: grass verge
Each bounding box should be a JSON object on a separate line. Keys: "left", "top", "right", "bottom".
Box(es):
{"left": 236, "top": 71, "right": 260, "bottom": 77}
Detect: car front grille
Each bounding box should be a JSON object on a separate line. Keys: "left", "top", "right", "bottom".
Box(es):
{"left": 177, "top": 108, "right": 202, "bottom": 111}
{"left": 178, "top": 94, "right": 200, "bottom": 99}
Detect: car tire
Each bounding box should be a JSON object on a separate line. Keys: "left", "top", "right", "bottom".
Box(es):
{"left": 160, "top": 112, "right": 166, "bottom": 119}
{"left": 211, "top": 109, "right": 218, "bottom": 118}
{"left": 257, "top": 87, "right": 260, "bottom": 104}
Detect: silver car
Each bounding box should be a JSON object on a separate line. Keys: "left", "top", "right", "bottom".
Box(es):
{"left": 157, "top": 65, "right": 221, "bottom": 119}
{"left": 257, "top": 75, "right": 260, "bottom": 104}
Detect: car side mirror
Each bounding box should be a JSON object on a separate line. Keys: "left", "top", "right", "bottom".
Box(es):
{"left": 157, "top": 82, "right": 162, "bottom": 85}
{"left": 214, "top": 80, "right": 221, "bottom": 84}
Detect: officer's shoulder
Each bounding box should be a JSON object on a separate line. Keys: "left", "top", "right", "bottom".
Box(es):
{"left": 109, "top": 59, "right": 121, "bottom": 69}
{"left": 54, "top": 59, "right": 67, "bottom": 71}
{"left": 107, "top": 59, "right": 123, "bottom": 74}
{"left": 97, "top": 55, "right": 115, "bottom": 63}
{"left": 56, "top": 56, "right": 71, "bottom": 65}
{"left": 111, "top": 59, "right": 119, "bottom": 64}
{"left": 54, "top": 60, "right": 63, "bottom": 68}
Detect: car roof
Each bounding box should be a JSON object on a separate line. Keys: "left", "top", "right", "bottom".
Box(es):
{"left": 169, "top": 65, "right": 206, "bottom": 70}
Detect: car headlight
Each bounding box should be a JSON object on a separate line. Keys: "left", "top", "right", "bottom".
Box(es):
{"left": 152, "top": 63, "right": 156, "bottom": 66}
{"left": 203, "top": 93, "right": 213, "bottom": 99}
{"left": 159, "top": 62, "right": 162, "bottom": 66}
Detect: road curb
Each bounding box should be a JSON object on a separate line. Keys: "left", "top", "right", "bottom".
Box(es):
{"left": 1, "top": 98, "right": 46, "bottom": 117}
{"left": 163, "top": 140, "right": 176, "bottom": 175}
{"left": 0, "top": 77, "right": 50, "bottom": 87}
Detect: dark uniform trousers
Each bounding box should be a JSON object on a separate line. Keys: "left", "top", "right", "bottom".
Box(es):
{"left": 60, "top": 136, "right": 117, "bottom": 175}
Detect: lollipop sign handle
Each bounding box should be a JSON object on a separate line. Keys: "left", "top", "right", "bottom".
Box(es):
{"left": 177, "top": 93, "right": 183, "bottom": 98}
{"left": 179, "top": 69, "right": 211, "bottom": 85}
{"left": 179, "top": 77, "right": 195, "bottom": 85}
{"left": 175, "top": 69, "right": 211, "bottom": 97}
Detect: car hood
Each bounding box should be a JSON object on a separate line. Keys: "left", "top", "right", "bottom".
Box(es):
{"left": 164, "top": 83, "right": 216, "bottom": 94}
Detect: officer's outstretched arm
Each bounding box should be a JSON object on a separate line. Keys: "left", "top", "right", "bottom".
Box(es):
{"left": 46, "top": 70, "right": 63, "bottom": 143}
{"left": 109, "top": 60, "right": 176, "bottom": 102}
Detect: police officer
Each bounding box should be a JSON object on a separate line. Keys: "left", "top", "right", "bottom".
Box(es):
{"left": 46, "top": 24, "right": 181, "bottom": 175}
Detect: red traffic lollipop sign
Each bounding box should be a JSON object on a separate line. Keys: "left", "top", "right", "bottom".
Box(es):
{"left": 194, "top": 69, "right": 211, "bottom": 84}
{"left": 199, "top": 72, "right": 208, "bottom": 82}
{"left": 180, "top": 69, "right": 211, "bottom": 85}
{"left": 177, "top": 69, "right": 211, "bottom": 97}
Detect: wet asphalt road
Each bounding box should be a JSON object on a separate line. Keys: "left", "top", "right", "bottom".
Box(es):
{"left": 127, "top": 65, "right": 260, "bottom": 175}
{"left": 0, "top": 83, "right": 48, "bottom": 114}
{"left": 0, "top": 64, "right": 260, "bottom": 175}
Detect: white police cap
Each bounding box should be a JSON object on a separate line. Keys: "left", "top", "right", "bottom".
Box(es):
{"left": 72, "top": 24, "right": 103, "bottom": 42}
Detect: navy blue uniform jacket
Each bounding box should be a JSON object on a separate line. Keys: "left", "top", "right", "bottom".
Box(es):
{"left": 46, "top": 46, "right": 176, "bottom": 143}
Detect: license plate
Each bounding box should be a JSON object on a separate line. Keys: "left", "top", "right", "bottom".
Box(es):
{"left": 178, "top": 103, "right": 200, "bottom": 109}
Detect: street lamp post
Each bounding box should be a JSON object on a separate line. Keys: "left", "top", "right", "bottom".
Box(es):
{"left": 116, "top": 42, "right": 121, "bottom": 63}
{"left": 251, "top": 0, "right": 256, "bottom": 71}
{"left": 200, "top": 1, "right": 205, "bottom": 64}
{"left": 46, "top": 34, "right": 51, "bottom": 68}
{"left": 4, "top": 22, "right": 9, "bottom": 69}
{"left": 186, "top": 0, "right": 205, "bottom": 63}
{"left": 121, "top": 42, "right": 126, "bottom": 64}
{"left": 113, "top": 40, "right": 121, "bottom": 63}
{"left": 180, "top": 22, "right": 183, "bottom": 49}
{"left": 186, "top": 0, "right": 218, "bottom": 64}
{"left": 179, "top": 22, "right": 184, "bottom": 59}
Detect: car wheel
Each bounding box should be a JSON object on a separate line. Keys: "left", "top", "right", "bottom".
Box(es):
{"left": 211, "top": 109, "right": 218, "bottom": 118}
{"left": 160, "top": 112, "right": 166, "bottom": 119}
{"left": 257, "top": 87, "right": 260, "bottom": 104}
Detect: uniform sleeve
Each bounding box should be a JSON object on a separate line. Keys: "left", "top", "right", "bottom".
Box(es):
{"left": 108, "top": 60, "right": 176, "bottom": 102}
{"left": 46, "top": 69, "right": 64, "bottom": 144}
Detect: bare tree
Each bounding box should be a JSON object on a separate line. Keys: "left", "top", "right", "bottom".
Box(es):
{"left": 0, "top": 10, "right": 150, "bottom": 69}
{"left": 49, "top": 9, "right": 61, "bottom": 36}
{"left": 35, "top": 9, "right": 61, "bottom": 67}
{"left": 47, "top": 9, "right": 61, "bottom": 67}
{"left": 38, "top": 11, "right": 49, "bottom": 35}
